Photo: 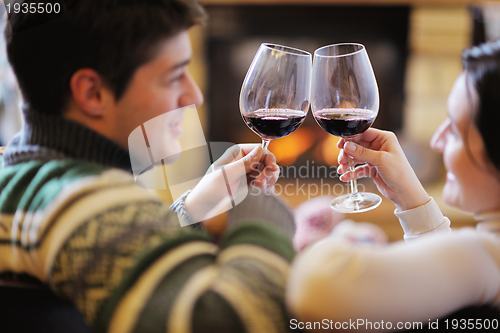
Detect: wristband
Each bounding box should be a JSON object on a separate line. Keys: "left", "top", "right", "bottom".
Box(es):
{"left": 170, "top": 190, "right": 201, "bottom": 228}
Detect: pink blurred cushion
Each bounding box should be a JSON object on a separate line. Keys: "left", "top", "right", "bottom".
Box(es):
{"left": 293, "top": 196, "right": 345, "bottom": 251}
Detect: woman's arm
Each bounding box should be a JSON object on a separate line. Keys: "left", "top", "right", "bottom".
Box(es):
{"left": 287, "top": 229, "right": 500, "bottom": 331}
{"left": 395, "top": 197, "right": 451, "bottom": 241}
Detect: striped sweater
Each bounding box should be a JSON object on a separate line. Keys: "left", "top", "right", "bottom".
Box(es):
{"left": 0, "top": 110, "right": 297, "bottom": 333}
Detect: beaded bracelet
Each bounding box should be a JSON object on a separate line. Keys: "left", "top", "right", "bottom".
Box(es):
{"left": 169, "top": 190, "right": 198, "bottom": 227}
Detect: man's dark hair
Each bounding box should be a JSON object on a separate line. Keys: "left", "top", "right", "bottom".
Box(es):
{"left": 4, "top": 0, "right": 206, "bottom": 115}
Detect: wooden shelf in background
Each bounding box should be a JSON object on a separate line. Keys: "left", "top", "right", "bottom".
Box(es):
{"left": 199, "top": 0, "right": 474, "bottom": 6}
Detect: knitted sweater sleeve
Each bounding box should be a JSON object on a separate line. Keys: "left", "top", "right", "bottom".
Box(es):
{"left": 1, "top": 163, "right": 295, "bottom": 333}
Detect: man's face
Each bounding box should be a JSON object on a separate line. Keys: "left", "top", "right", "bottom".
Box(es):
{"left": 112, "top": 31, "right": 203, "bottom": 156}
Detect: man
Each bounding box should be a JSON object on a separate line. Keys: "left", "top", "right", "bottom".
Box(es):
{"left": 0, "top": 1, "right": 295, "bottom": 332}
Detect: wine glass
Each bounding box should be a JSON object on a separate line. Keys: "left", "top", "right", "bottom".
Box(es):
{"left": 239, "top": 43, "right": 312, "bottom": 152}
{"left": 311, "top": 43, "right": 382, "bottom": 213}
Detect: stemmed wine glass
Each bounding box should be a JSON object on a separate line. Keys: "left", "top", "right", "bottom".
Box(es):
{"left": 240, "top": 43, "right": 312, "bottom": 152}
{"left": 311, "top": 43, "right": 382, "bottom": 213}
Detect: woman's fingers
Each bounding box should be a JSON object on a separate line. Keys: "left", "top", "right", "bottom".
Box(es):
{"left": 337, "top": 137, "right": 345, "bottom": 149}
{"left": 338, "top": 164, "right": 377, "bottom": 182}
{"left": 337, "top": 128, "right": 395, "bottom": 151}
{"left": 337, "top": 149, "right": 367, "bottom": 169}
{"left": 343, "top": 141, "right": 389, "bottom": 168}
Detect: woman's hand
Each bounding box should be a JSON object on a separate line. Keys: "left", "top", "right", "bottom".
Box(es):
{"left": 337, "top": 128, "right": 430, "bottom": 211}
{"left": 184, "top": 144, "right": 280, "bottom": 224}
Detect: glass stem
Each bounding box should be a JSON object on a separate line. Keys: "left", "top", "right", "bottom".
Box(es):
{"left": 347, "top": 142, "right": 362, "bottom": 202}
{"left": 261, "top": 139, "right": 271, "bottom": 151}
{"left": 258, "top": 139, "right": 271, "bottom": 172}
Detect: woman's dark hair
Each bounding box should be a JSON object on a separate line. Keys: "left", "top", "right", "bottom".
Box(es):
{"left": 4, "top": 0, "right": 206, "bottom": 115}
{"left": 462, "top": 39, "right": 500, "bottom": 171}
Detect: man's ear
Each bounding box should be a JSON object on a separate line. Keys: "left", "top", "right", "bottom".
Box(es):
{"left": 69, "top": 69, "right": 113, "bottom": 118}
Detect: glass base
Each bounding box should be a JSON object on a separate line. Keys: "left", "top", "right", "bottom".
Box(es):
{"left": 330, "top": 192, "right": 382, "bottom": 213}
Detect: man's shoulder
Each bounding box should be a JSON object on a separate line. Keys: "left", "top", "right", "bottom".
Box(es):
{"left": 0, "top": 158, "right": 180, "bottom": 257}
{"left": 0, "top": 159, "right": 142, "bottom": 216}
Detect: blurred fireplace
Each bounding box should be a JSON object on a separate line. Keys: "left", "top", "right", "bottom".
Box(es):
{"left": 204, "top": 5, "right": 409, "bottom": 173}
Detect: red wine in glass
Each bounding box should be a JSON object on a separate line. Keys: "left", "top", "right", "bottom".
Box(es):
{"left": 314, "top": 108, "right": 375, "bottom": 137}
{"left": 242, "top": 108, "right": 307, "bottom": 140}
{"left": 311, "top": 43, "right": 381, "bottom": 213}
{"left": 240, "top": 43, "right": 312, "bottom": 151}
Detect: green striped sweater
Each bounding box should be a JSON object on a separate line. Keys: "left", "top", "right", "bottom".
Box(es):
{"left": 0, "top": 111, "right": 297, "bottom": 333}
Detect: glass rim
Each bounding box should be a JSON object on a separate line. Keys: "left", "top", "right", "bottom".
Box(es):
{"left": 314, "top": 43, "right": 365, "bottom": 58}
{"left": 262, "top": 43, "right": 312, "bottom": 57}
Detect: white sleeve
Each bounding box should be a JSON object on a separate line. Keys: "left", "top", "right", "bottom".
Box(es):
{"left": 394, "top": 197, "right": 451, "bottom": 241}
{"left": 287, "top": 229, "right": 500, "bottom": 330}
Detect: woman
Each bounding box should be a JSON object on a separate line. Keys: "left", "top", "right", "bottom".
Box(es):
{"left": 286, "top": 40, "right": 500, "bottom": 330}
